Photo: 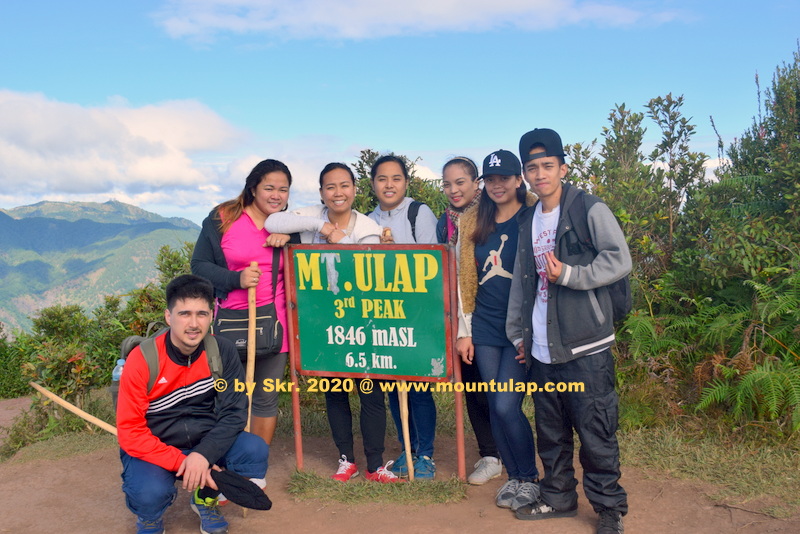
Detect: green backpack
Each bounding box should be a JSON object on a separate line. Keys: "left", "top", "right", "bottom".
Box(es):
{"left": 113, "top": 325, "right": 222, "bottom": 408}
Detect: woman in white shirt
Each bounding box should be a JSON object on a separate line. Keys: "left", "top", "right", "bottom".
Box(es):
{"left": 266, "top": 163, "right": 380, "bottom": 245}
{"left": 265, "top": 162, "right": 402, "bottom": 483}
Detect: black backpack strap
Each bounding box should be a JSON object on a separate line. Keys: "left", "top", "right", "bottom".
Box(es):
{"left": 567, "top": 190, "right": 595, "bottom": 252}
{"left": 271, "top": 246, "right": 280, "bottom": 302}
{"left": 407, "top": 201, "right": 422, "bottom": 242}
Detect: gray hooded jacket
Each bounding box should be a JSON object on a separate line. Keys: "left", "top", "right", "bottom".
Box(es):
{"left": 506, "top": 183, "right": 631, "bottom": 365}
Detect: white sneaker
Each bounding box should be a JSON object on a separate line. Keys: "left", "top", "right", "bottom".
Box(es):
{"left": 468, "top": 456, "right": 502, "bottom": 485}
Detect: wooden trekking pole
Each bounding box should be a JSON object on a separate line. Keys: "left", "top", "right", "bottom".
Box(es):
{"left": 245, "top": 260, "right": 258, "bottom": 433}
{"left": 243, "top": 261, "right": 259, "bottom": 519}
{"left": 29, "top": 382, "right": 117, "bottom": 435}
{"left": 398, "top": 381, "right": 415, "bottom": 481}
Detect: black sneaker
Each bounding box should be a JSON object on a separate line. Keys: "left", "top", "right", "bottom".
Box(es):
{"left": 515, "top": 499, "right": 578, "bottom": 520}
{"left": 597, "top": 509, "right": 624, "bottom": 534}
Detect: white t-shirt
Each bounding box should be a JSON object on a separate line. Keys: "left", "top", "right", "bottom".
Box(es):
{"left": 531, "top": 203, "right": 560, "bottom": 364}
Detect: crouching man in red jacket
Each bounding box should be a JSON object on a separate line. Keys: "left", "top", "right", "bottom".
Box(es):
{"left": 117, "top": 274, "right": 268, "bottom": 534}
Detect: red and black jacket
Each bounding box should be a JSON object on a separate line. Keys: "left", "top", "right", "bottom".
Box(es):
{"left": 116, "top": 331, "right": 246, "bottom": 472}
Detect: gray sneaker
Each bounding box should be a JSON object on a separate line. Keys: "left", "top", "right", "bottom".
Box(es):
{"left": 495, "top": 479, "right": 521, "bottom": 508}
{"left": 467, "top": 456, "right": 502, "bottom": 485}
{"left": 510, "top": 481, "right": 541, "bottom": 512}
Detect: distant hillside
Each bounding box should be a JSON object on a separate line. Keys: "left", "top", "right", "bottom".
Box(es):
{"left": 0, "top": 201, "right": 200, "bottom": 334}
{"left": 1, "top": 199, "right": 197, "bottom": 229}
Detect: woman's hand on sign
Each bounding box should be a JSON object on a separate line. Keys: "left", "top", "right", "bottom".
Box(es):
{"left": 456, "top": 336, "right": 474, "bottom": 364}
{"left": 240, "top": 264, "right": 262, "bottom": 289}
{"left": 326, "top": 226, "right": 347, "bottom": 243}
{"left": 380, "top": 227, "right": 394, "bottom": 244}
{"left": 319, "top": 222, "right": 336, "bottom": 239}
{"left": 264, "top": 233, "right": 291, "bottom": 248}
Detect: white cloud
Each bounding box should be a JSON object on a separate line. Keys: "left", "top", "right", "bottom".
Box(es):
{"left": 0, "top": 90, "right": 258, "bottom": 224}
{"left": 153, "top": 0, "right": 676, "bottom": 41}
{"left": 0, "top": 90, "right": 388, "bottom": 224}
{"left": 0, "top": 90, "right": 245, "bottom": 198}
{"left": 703, "top": 157, "right": 729, "bottom": 181}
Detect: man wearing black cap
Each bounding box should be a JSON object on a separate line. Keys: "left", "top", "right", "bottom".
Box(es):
{"left": 506, "top": 129, "right": 630, "bottom": 533}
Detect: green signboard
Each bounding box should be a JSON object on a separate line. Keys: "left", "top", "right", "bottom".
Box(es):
{"left": 286, "top": 244, "right": 454, "bottom": 382}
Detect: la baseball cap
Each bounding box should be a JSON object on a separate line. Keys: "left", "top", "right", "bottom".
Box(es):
{"left": 481, "top": 149, "right": 522, "bottom": 178}
{"left": 519, "top": 128, "right": 566, "bottom": 163}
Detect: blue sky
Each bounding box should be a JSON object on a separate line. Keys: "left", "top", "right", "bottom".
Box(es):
{"left": 1, "top": 0, "right": 798, "bottom": 225}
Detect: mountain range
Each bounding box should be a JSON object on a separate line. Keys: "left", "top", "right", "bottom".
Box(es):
{"left": 0, "top": 200, "right": 200, "bottom": 334}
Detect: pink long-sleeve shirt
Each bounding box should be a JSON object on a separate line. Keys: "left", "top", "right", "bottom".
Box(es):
{"left": 219, "top": 212, "right": 289, "bottom": 354}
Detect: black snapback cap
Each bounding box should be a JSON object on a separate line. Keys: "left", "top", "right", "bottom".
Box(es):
{"left": 519, "top": 128, "right": 566, "bottom": 163}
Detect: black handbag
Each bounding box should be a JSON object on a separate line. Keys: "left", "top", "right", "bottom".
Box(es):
{"left": 214, "top": 247, "right": 284, "bottom": 359}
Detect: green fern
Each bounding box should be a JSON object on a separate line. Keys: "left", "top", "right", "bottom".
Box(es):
{"left": 697, "top": 374, "right": 735, "bottom": 411}
{"left": 697, "top": 360, "right": 800, "bottom": 432}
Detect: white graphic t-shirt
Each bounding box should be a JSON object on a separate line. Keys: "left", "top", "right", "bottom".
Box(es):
{"left": 531, "top": 203, "right": 560, "bottom": 364}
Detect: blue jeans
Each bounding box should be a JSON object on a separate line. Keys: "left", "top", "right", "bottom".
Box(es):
{"left": 388, "top": 388, "right": 437, "bottom": 458}
{"left": 474, "top": 344, "right": 538, "bottom": 481}
{"left": 121, "top": 431, "right": 268, "bottom": 521}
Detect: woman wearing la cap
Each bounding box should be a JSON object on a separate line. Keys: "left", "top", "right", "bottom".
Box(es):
{"left": 191, "top": 158, "right": 296, "bottom": 449}
{"left": 439, "top": 156, "right": 503, "bottom": 485}
{"left": 265, "top": 162, "right": 402, "bottom": 484}
{"left": 455, "top": 150, "right": 539, "bottom": 513}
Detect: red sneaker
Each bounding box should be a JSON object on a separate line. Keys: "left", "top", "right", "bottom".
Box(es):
{"left": 364, "top": 461, "right": 406, "bottom": 483}
{"left": 331, "top": 455, "right": 359, "bottom": 482}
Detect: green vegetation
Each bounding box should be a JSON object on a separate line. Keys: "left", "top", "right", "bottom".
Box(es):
{"left": 0, "top": 325, "right": 28, "bottom": 398}
{"left": 606, "top": 45, "right": 800, "bottom": 437}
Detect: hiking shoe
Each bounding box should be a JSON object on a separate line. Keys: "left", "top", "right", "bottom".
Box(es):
{"left": 389, "top": 451, "right": 410, "bottom": 477}
{"left": 331, "top": 455, "right": 359, "bottom": 482}
{"left": 191, "top": 488, "right": 229, "bottom": 534}
{"left": 365, "top": 461, "right": 406, "bottom": 483}
{"left": 136, "top": 517, "right": 165, "bottom": 534}
{"left": 495, "top": 479, "right": 521, "bottom": 508}
{"left": 413, "top": 455, "right": 436, "bottom": 479}
{"left": 467, "top": 456, "right": 502, "bottom": 485}
{"left": 510, "top": 481, "right": 541, "bottom": 512}
{"left": 515, "top": 499, "right": 578, "bottom": 521}
{"left": 597, "top": 509, "right": 624, "bottom": 534}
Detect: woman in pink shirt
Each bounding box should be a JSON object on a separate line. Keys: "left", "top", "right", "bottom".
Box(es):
{"left": 192, "top": 159, "right": 294, "bottom": 446}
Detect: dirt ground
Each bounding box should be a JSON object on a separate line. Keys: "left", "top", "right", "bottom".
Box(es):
{"left": 1, "top": 396, "right": 798, "bottom": 534}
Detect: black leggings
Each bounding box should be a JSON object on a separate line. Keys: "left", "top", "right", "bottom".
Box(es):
{"left": 325, "top": 380, "right": 386, "bottom": 473}
{"left": 461, "top": 356, "right": 499, "bottom": 459}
